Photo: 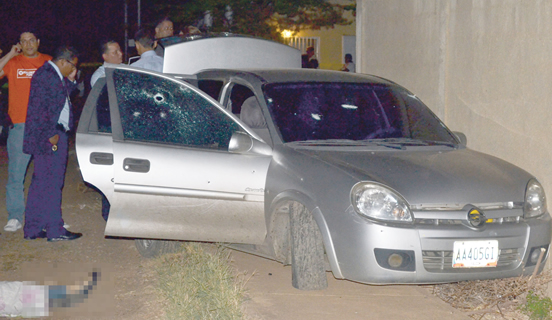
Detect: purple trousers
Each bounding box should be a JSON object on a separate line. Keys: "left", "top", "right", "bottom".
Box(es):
{"left": 23, "top": 131, "right": 68, "bottom": 238}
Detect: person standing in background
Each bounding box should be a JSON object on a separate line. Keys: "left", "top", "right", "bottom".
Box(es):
{"left": 0, "top": 30, "right": 51, "bottom": 232}
{"left": 340, "top": 53, "right": 355, "bottom": 73}
{"left": 23, "top": 45, "right": 82, "bottom": 242}
{"left": 301, "top": 46, "right": 319, "bottom": 69}
{"left": 154, "top": 17, "right": 174, "bottom": 57}
{"left": 90, "top": 40, "right": 123, "bottom": 88}
{"left": 90, "top": 39, "right": 123, "bottom": 221}
{"left": 154, "top": 17, "right": 174, "bottom": 40}
{"left": 131, "top": 29, "right": 164, "bottom": 72}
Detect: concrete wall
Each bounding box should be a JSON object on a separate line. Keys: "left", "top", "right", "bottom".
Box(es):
{"left": 358, "top": 0, "right": 552, "bottom": 206}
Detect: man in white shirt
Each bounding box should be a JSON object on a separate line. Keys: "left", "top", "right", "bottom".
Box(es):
{"left": 340, "top": 53, "right": 356, "bottom": 73}
{"left": 130, "top": 29, "right": 164, "bottom": 72}
{"left": 90, "top": 40, "right": 123, "bottom": 88}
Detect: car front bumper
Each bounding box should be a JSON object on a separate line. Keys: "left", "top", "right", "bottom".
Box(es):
{"left": 330, "top": 207, "right": 552, "bottom": 284}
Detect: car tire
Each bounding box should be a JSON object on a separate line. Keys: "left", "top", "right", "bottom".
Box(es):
{"left": 270, "top": 202, "right": 292, "bottom": 265}
{"left": 289, "top": 201, "right": 328, "bottom": 290}
{"left": 134, "top": 239, "right": 180, "bottom": 258}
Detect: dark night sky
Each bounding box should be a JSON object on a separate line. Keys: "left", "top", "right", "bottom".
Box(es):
{"left": 0, "top": 0, "right": 159, "bottom": 63}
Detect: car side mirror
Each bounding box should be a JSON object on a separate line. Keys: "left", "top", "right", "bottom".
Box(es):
{"left": 228, "top": 131, "right": 272, "bottom": 155}
{"left": 453, "top": 131, "right": 467, "bottom": 146}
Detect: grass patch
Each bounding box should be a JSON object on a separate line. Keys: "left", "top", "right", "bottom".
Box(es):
{"left": 432, "top": 270, "right": 552, "bottom": 319}
{"left": 520, "top": 291, "right": 552, "bottom": 320}
{"left": 154, "top": 243, "right": 247, "bottom": 320}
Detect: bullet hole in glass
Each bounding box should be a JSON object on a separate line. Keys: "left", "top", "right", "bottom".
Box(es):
{"left": 154, "top": 93, "right": 165, "bottom": 103}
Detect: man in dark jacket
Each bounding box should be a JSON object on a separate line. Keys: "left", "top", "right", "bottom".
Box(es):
{"left": 23, "top": 46, "right": 82, "bottom": 241}
{"left": 301, "top": 46, "right": 319, "bottom": 69}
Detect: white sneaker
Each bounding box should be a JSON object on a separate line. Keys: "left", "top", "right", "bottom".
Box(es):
{"left": 64, "top": 223, "right": 70, "bottom": 229}
{"left": 4, "top": 219, "right": 22, "bottom": 232}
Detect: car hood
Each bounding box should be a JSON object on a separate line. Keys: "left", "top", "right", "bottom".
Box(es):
{"left": 296, "top": 147, "right": 533, "bottom": 205}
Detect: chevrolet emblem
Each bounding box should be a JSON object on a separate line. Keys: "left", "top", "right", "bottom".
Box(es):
{"left": 468, "top": 208, "right": 485, "bottom": 227}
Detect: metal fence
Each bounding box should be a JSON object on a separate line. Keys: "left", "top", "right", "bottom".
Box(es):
{"left": 287, "top": 37, "right": 321, "bottom": 62}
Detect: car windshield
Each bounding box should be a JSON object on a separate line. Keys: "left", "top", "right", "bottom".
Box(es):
{"left": 264, "top": 82, "right": 457, "bottom": 145}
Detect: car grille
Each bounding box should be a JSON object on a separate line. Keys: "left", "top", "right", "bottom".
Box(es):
{"left": 412, "top": 202, "right": 524, "bottom": 226}
{"left": 415, "top": 216, "right": 522, "bottom": 226}
{"left": 422, "top": 248, "right": 521, "bottom": 272}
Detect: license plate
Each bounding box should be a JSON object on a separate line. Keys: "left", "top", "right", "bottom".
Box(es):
{"left": 452, "top": 240, "right": 499, "bottom": 268}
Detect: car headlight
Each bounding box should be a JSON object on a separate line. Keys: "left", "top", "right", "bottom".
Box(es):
{"left": 351, "top": 182, "right": 412, "bottom": 223}
{"left": 524, "top": 179, "right": 547, "bottom": 218}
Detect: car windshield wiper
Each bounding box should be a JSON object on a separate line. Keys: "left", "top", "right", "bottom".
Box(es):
{"left": 288, "top": 138, "right": 457, "bottom": 150}
{"left": 288, "top": 139, "right": 360, "bottom": 146}
{"left": 370, "top": 138, "right": 458, "bottom": 149}
{"left": 370, "top": 138, "right": 427, "bottom": 145}
{"left": 422, "top": 140, "right": 458, "bottom": 148}
{"left": 287, "top": 139, "right": 405, "bottom": 150}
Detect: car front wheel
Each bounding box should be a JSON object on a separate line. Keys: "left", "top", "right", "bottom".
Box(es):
{"left": 134, "top": 239, "right": 179, "bottom": 258}
{"left": 289, "top": 201, "right": 328, "bottom": 290}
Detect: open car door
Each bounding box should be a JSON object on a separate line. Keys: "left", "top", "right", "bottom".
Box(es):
{"left": 76, "top": 65, "right": 271, "bottom": 244}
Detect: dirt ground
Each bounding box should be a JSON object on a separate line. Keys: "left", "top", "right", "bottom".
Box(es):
{"left": 1, "top": 140, "right": 543, "bottom": 320}
{"left": 0, "top": 143, "right": 164, "bottom": 319}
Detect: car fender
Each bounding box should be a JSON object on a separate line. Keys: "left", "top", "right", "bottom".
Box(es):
{"left": 268, "top": 191, "right": 344, "bottom": 279}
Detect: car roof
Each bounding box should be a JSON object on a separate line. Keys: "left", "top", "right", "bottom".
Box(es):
{"left": 197, "top": 68, "right": 398, "bottom": 86}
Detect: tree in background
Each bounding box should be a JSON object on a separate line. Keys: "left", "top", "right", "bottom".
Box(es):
{"left": 153, "top": 0, "right": 355, "bottom": 41}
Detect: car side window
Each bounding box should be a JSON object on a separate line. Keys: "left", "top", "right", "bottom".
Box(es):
{"left": 197, "top": 80, "right": 224, "bottom": 101}
{"left": 229, "top": 84, "right": 254, "bottom": 115}
{"left": 112, "top": 69, "right": 240, "bottom": 150}
{"left": 86, "top": 79, "right": 112, "bottom": 134}
{"left": 96, "top": 84, "right": 112, "bottom": 133}
{"left": 227, "top": 84, "right": 271, "bottom": 145}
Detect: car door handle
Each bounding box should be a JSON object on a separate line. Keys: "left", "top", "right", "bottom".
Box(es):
{"left": 123, "top": 158, "right": 150, "bottom": 173}
{"left": 90, "top": 152, "right": 113, "bottom": 165}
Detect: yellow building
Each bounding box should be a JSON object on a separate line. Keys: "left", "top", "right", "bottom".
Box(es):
{"left": 282, "top": 0, "right": 356, "bottom": 71}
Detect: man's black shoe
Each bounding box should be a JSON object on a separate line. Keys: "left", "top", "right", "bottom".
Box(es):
{"left": 47, "top": 230, "right": 83, "bottom": 242}
{"left": 24, "top": 230, "right": 47, "bottom": 240}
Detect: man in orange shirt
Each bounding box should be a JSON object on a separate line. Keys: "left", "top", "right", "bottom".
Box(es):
{"left": 0, "top": 31, "right": 51, "bottom": 232}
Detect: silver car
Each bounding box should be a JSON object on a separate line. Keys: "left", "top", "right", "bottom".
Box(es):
{"left": 76, "top": 36, "right": 551, "bottom": 290}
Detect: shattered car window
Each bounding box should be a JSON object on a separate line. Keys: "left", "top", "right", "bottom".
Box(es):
{"left": 113, "top": 69, "right": 239, "bottom": 150}
{"left": 264, "top": 82, "right": 457, "bottom": 144}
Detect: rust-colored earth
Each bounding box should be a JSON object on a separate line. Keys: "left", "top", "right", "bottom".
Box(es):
{"left": 0, "top": 143, "right": 163, "bottom": 319}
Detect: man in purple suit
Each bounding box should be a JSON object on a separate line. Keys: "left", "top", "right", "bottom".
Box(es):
{"left": 23, "top": 46, "right": 82, "bottom": 241}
